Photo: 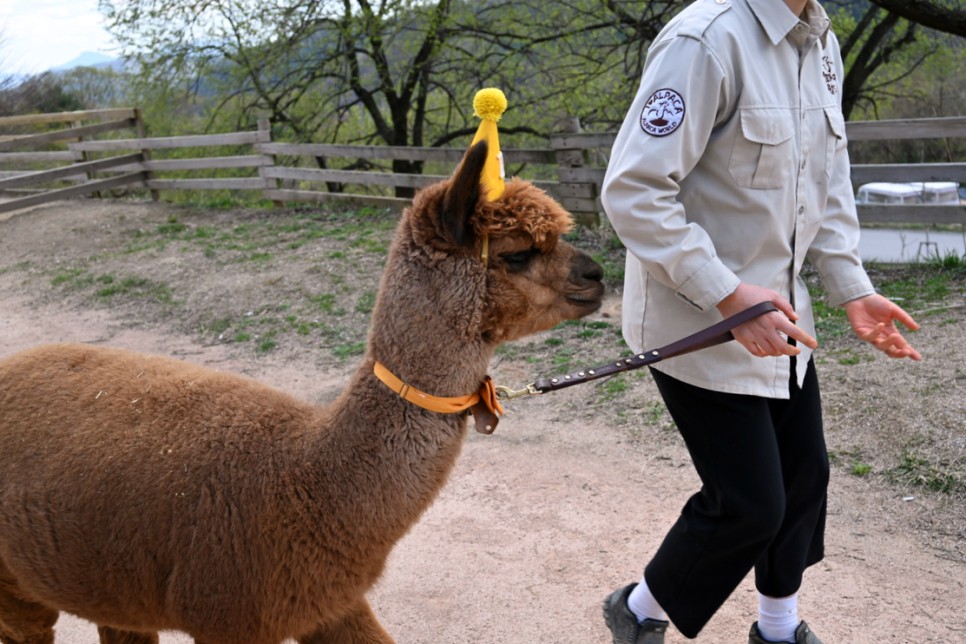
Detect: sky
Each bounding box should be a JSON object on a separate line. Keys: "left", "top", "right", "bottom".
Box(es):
{"left": 0, "top": 0, "right": 118, "bottom": 74}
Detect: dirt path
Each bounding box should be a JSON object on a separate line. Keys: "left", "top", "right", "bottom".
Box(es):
{"left": 1, "top": 201, "right": 963, "bottom": 642}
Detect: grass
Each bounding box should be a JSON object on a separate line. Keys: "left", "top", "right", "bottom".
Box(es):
{"left": 94, "top": 275, "right": 175, "bottom": 304}
{"left": 830, "top": 449, "right": 876, "bottom": 479}
{"left": 38, "top": 205, "right": 400, "bottom": 362}
{"left": 51, "top": 269, "right": 175, "bottom": 305}
{"left": 887, "top": 450, "right": 963, "bottom": 495}
{"left": 850, "top": 462, "right": 873, "bottom": 477}
{"left": 51, "top": 267, "right": 94, "bottom": 289}
{"left": 504, "top": 317, "right": 628, "bottom": 381}
{"left": 122, "top": 209, "right": 396, "bottom": 267}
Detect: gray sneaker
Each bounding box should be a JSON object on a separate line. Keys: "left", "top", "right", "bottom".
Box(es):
{"left": 749, "top": 620, "right": 824, "bottom": 644}
{"left": 602, "top": 583, "right": 668, "bottom": 644}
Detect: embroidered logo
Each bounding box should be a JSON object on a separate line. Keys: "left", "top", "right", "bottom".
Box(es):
{"left": 822, "top": 55, "right": 838, "bottom": 95}
{"left": 640, "top": 88, "right": 685, "bottom": 136}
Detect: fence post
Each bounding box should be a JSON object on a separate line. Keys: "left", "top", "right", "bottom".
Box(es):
{"left": 70, "top": 117, "right": 101, "bottom": 198}
{"left": 134, "top": 109, "right": 160, "bottom": 201}
{"left": 256, "top": 118, "right": 283, "bottom": 208}
{"left": 552, "top": 116, "right": 599, "bottom": 227}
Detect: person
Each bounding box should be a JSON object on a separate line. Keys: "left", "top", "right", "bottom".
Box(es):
{"left": 599, "top": 0, "right": 922, "bottom": 643}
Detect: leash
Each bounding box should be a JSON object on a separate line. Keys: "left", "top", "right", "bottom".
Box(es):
{"left": 495, "top": 301, "right": 779, "bottom": 401}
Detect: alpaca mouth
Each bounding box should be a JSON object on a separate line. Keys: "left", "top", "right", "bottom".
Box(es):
{"left": 566, "top": 286, "right": 605, "bottom": 310}
{"left": 568, "top": 294, "right": 603, "bottom": 305}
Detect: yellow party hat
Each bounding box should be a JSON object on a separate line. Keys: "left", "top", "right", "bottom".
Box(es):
{"left": 469, "top": 88, "right": 507, "bottom": 201}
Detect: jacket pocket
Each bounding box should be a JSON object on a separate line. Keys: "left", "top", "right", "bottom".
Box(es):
{"left": 728, "top": 109, "right": 794, "bottom": 189}
{"left": 824, "top": 106, "right": 846, "bottom": 179}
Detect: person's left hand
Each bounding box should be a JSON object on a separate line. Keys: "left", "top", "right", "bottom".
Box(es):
{"left": 843, "top": 294, "right": 921, "bottom": 361}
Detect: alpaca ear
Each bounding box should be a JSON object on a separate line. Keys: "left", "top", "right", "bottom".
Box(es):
{"left": 439, "top": 140, "right": 487, "bottom": 248}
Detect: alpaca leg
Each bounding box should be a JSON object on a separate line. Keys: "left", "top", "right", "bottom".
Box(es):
{"left": 0, "top": 566, "right": 57, "bottom": 644}
{"left": 97, "top": 625, "right": 160, "bottom": 644}
{"left": 298, "top": 599, "right": 394, "bottom": 644}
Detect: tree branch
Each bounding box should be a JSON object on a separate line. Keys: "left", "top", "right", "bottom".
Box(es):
{"left": 866, "top": 0, "right": 966, "bottom": 37}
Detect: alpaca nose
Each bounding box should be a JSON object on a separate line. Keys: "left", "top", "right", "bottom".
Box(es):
{"left": 572, "top": 253, "right": 604, "bottom": 285}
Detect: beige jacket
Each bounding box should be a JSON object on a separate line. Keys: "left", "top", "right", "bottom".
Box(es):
{"left": 601, "top": 0, "right": 874, "bottom": 398}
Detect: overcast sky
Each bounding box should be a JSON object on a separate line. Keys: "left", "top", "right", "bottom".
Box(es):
{"left": 1, "top": 0, "right": 118, "bottom": 74}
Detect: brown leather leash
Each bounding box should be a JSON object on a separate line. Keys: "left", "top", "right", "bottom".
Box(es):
{"left": 495, "top": 301, "right": 779, "bottom": 401}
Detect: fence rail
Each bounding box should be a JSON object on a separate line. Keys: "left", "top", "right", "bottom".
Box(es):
{"left": 0, "top": 109, "right": 963, "bottom": 225}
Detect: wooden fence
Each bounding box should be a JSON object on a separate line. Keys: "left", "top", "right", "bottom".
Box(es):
{"left": 0, "top": 108, "right": 963, "bottom": 227}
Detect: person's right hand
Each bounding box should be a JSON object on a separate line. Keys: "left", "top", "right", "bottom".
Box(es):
{"left": 843, "top": 294, "right": 921, "bottom": 361}
{"left": 716, "top": 282, "right": 818, "bottom": 358}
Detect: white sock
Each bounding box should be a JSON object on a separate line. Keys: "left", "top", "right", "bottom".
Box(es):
{"left": 626, "top": 576, "right": 668, "bottom": 623}
{"left": 757, "top": 592, "right": 799, "bottom": 642}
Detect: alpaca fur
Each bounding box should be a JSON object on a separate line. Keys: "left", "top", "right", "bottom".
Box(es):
{"left": 0, "top": 141, "right": 604, "bottom": 644}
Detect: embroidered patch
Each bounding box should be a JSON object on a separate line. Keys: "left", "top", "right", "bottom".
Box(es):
{"left": 640, "top": 88, "right": 686, "bottom": 136}
{"left": 821, "top": 55, "right": 838, "bottom": 95}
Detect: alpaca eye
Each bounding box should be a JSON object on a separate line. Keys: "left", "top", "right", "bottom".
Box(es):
{"left": 500, "top": 249, "right": 537, "bottom": 272}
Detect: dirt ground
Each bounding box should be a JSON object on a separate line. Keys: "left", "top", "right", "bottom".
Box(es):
{"left": 1, "top": 199, "right": 964, "bottom": 643}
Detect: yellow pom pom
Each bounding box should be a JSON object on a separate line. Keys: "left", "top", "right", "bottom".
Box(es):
{"left": 473, "top": 88, "right": 507, "bottom": 122}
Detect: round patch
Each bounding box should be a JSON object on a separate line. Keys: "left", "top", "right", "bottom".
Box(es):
{"left": 640, "top": 88, "right": 685, "bottom": 137}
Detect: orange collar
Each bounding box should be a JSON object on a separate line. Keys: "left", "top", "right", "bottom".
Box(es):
{"left": 373, "top": 361, "right": 504, "bottom": 433}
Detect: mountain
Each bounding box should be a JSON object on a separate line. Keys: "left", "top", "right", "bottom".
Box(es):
{"left": 51, "top": 52, "right": 121, "bottom": 72}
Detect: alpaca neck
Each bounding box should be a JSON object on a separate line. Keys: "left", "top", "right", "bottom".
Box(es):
{"left": 305, "top": 358, "right": 476, "bottom": 553}
{"left": 302, "top": 220, "right": 496, "bottom": 549}
{"left": 366, "top": 240, "right": 493, "bottom": 397}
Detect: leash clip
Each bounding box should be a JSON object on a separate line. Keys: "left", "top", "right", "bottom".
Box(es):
{"left": 495, "top": 383, "right": 541, "bottom": 401}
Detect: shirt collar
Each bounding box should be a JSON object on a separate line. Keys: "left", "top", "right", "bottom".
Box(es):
{"left": 746, "top": 0, "right": 831, "bottom": 47}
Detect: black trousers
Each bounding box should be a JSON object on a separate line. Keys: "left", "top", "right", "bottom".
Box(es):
{"left": 645, "top": 359, "right": 829, "bottom": 639}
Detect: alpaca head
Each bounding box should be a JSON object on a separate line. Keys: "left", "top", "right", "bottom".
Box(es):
{"left": 392, "top": 140, "right": 605, "bottom": 347}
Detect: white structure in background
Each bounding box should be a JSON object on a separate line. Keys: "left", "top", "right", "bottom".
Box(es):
{"left": 855, "top": 181, "right": 960, "bottom": 205}
{"left": 854, "top": 182, "right": 965, "bottom": 262}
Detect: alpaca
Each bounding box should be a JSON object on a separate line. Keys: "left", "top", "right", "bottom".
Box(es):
{"left": 0, "top": 140, "right": 605, "bottom": 644}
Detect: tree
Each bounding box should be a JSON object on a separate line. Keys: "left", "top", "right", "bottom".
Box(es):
{"left": 475, "top": 1, "right": 688, "bottom": 131}
{"left": 0, "top": 30, "right": 21, "bottom": 115}
{"left": 866, "top": 0, "right": 966, "bottom": 38}
{"left": 827, "top": 1, "right": 966, "bottom": 119}
{"left": 0, "top": 72, "right": 85, "bottom": 117}
{"left": 98, "top": 0, "right": 964, "bottom": 174}
{"left": 98, "top": 1, "right": 681, "bottom": 142}
{"left": 833, "top": 3, "right": 924, "bottom": 119}
{"left": 102, "top": 0, "right": 510, "bottom": 195}
{"left": 59, "top": 66, "right": 132, "bottom": 109}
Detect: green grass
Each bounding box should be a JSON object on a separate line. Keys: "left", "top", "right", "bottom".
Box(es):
{"left": 355, "top": 291, "right": 376, "bottom": 314}
{"left": 512, "top": 318, "right": 628, "bottom": 376}
{"left": 36, "top": 205, "right": 400, "bottom": 365}
{"left": 93, "top": 275, "right": 174, "bottom": 304}
{"left": 888, "top": 452, "right": 962, "bottom": 495}
{"left": 308, "top": 293, "right": 342, "bottom": 315}
{"left": 119, "top": 209, "right": 396, "bottom": 267}
{"left": 926, "top": 250, "right": 966, "bottom": 271}
{"left": 850, "top": 462, "right": 873, "bottom": 477}
{"left": 599, "top": 377, "right": 629, "bottom": 401}
{"left": 333, "top": 341, "right": 366, "bottom": 360}
{"left": 50, "top": 269, "right": 175, "bottom": 305}
{"left": 257, "top": 333, "right": 278, "bottom": 353}
{"left": 51, "top": 267, "right": 94, "bottom": 289}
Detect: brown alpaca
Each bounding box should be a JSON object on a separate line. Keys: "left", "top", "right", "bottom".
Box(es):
{"left": 0, "top": 141, "right": 604, "bottom": 644}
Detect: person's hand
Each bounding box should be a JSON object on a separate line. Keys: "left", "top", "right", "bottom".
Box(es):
{"left": 843, "top": 294, "right": 921, "bottom": 361}
{"left": 716, "top": 283, "right": 818, "bottom": 358}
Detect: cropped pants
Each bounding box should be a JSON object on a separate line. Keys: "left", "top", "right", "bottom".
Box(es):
{"left": 644, "top": 358, "right": 829, "bottom": 639}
